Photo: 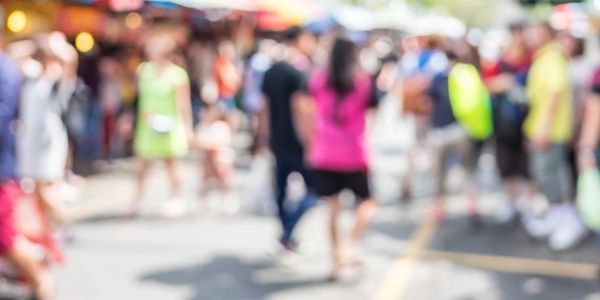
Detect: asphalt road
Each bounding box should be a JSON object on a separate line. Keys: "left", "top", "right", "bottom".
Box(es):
{"left": 54, "top": 99, "right": 600, "bottom": 300}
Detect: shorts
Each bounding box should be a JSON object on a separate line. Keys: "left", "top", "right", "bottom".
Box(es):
{"left": 529, "top": 145, "right": 572, "bottom": 203}
{"left": 495, "top": 141, "right": 529, "bottom": 179}
{"left": 429, "top": 124, "right": 481, "bottom": 194}
{"left": 312, "top": 169, "right": 371, "bottom": 200}
{"left": 0, "top": 181, "right": 19, "bottom": 255}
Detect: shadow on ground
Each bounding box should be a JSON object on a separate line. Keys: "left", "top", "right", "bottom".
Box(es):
{"left": 429, "top": 216, "right": 600, "bottom": 264}
{"left": 140, "top": 255, "right": 331, "bottom": 300}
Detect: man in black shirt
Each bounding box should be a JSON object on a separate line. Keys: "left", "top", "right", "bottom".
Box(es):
{"left": 259, "top": 26, "right": 317, "bottom": 251}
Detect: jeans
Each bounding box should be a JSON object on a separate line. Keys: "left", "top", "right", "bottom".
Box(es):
{"left": 274, "top": 155, "right": 318, "bottom": 244}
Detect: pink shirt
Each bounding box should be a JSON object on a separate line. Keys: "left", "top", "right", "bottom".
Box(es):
{"left": 308, "top": 70, "right": 372, "bottom": 171}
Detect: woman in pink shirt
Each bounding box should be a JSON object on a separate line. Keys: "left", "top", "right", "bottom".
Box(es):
{"left": 297, "top": 37, "right": 377, "bottom": 280}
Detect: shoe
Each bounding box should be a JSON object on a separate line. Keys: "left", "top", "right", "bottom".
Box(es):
{"left": 269, "top": 241, "right": 302, "bottom": 269}
{"left": 222, "top": 193, "right": 240, "bottom": 216}
{"left": 549, "top": 204, "right": 588, "bottom": 251}
{"left": 523, "top": 205, "right": 564, "bottom": 240}
{"left": 161, "top": 198, "right": 187, "bottom": 219}
{"left": 494, "top": 202, "right": 518, "bottom": 225}
{"left": 430, "top": 204, "right": 446, "bottom": 223}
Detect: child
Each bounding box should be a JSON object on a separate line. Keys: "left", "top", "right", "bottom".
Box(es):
{"left": 195, "top": 105, "right": 237, "bottom": 214}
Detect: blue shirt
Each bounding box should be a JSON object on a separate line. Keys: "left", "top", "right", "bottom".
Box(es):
{"left": 428, "top": 72, "right": 457, "bottom": 129}
{"left": 0, "top": 53, "right": 22, "bottom": 181}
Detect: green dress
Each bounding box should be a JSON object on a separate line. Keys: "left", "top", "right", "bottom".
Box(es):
{"left": 134, "top": 62, "right": 189, "bottom": 159}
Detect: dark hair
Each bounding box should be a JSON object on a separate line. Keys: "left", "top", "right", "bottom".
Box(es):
{"left": 539, "top": 22, "right": 556, "bottom": 38}
{"left": 566, "top": 34, "right": 585, "bottom": 58}
{"left": 328, "top": 36, "right": 358, "bottom": 95}
{"left": 509, "top": 22, "right": 526, "bottom": 34}
{"left": 282, "top": 26, "right": 303, "bottom": 43}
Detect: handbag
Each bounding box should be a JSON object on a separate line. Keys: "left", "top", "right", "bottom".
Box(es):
{"left": 577, "top": 168, "right": 600, "bottom": 231}
{"left": 149, "top": 115, "right": 175, "bottom": 134}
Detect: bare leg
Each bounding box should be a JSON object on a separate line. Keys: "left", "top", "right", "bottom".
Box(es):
{"left": 131, "top": 159, "right": 151, "bottom": 216}
{"left": 164, "top": 159, "right": 182, "bottom": 199}
{"left": 349, "top": 198, "right": 377, "bottom": 245}
{"left": 465, "top": 181, "right": 479, "bottom": 216}
{"left": 7, "top": 236, "right": 55, "bottom": 300}
{"left": 162, "top": 159, "right": 187, "bottom": 218}
{"left": 328, "top": 195, "right": 342, "bottom": 279}
{"left": 35, "top": 182, "right": 65, "bottom": 224}
{"left": 431, "top": 193, "right": 446, "bottom": 222}
{"left": 504, "top": 178, "right": 519, "bottom": 201}
{"left": 217, "top": 160, "right": 238, "bottom": 215}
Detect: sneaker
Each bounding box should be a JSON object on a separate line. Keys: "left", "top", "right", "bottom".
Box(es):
{"left": 160, "top": 198, "right": 187, "bottom": 219}
{"left": 494, "top": 202, "right": 518, "bottom": 225}
{"left": 523, "top": 204, "right": 564, "bottom": 240}
{"left": 549, "top": 204, "right": 588, "bottom": 251}
{"left": 222, "top": 193, "right": 240, "bottom": 216}
{"left": 430, "top": 204, "right": 446, "bottom": 223}
{"left": 268, "top": 241, "right": 302, "bottom": 269}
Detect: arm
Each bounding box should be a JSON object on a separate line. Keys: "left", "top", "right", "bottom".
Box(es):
{"left": 176, "top": 80, "right": 193, "bottom": 141}
{"left": 581, "top": 96, "right": 600, "bottom": 147}
{"left": 291, "top": 91, "right": 314, "bottom": 147}
{"left": 578, "top": 95, "right": 600, "bottom": 169}
{"left": 532, "top": 91, "right": 562, "bottom": 150}
{"left": 485, "top": 73, "right": 514, "bottom": 94}
{"left": 256, "top": 95, "right": 270, "bottom": 151}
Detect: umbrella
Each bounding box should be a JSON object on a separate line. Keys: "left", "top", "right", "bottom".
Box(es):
{"left": 167, "top": 0, "right": 256, "bottom": 11}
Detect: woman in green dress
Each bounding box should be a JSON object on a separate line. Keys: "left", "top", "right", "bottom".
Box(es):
{"left": 131, "top": 34, "right": 193, "bottom": 218}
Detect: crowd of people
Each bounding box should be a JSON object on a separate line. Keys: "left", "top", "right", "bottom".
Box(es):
{"left": 1, "top": 16, "right": 600, "bottom": 298}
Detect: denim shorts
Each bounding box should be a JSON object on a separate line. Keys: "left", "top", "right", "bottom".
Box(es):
{"left": 529, "top": 145, "right": 572, "bottom": 203}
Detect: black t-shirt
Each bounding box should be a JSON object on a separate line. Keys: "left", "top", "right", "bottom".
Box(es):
{"left": 261, "top": 61, "right": 307, "bottom": 158}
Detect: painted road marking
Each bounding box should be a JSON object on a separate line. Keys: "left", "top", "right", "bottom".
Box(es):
{"left": 372, "top": 216, "right": 600, "bottom": 300}
{"left": 372, "top": 219, "right": 438, "bottom": 300}
{"left": 422, "top": 250, "right": 600, "bottom": 281}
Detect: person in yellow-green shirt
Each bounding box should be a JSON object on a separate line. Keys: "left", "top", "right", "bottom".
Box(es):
{"left": 522, "top": 23, "right": 586, "bottom": 251}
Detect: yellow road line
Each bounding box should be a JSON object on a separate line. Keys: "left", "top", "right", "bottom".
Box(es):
{"left": 422, "top": 250, "right": 600, "bottom": 281}
{"left": 372, "top": 220, "right": 438, "bottom": 300}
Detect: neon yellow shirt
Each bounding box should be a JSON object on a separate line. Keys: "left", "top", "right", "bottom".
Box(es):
{"left": 524, "top": 42, "right": 573, "bottom": 143}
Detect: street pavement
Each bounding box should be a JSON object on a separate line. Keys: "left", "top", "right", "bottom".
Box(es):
{"left": 54, "top": 99, "right": 600, "bottom": 300}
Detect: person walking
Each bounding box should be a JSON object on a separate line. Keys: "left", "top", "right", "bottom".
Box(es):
{"left": 259, "top": 26, "right": 318, "bottom": 252}
{"left": 2, "top": 34, "right": 55, "bottom": 300}
{"left": 18, "top": 33, "right": 78, "bottom": 225}
{"left": 521, "top": 23, "right": 582, "bottom": 250}
{"left": 131, "top": 34, "right": 193, "bottom": 218}
{"left": 297, "top": 36, "right": 377, "bottom": 280}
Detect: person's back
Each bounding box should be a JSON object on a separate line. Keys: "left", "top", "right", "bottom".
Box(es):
{"left": 261, "top": 61, "right": 305, "bottom": 158}
{"left": 308, "top": 69, "right": 371, "bottom": 171}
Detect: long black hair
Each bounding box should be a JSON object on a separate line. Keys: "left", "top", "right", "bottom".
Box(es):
{"left": 328, "top": 36, "right": 358, "bottom": 96}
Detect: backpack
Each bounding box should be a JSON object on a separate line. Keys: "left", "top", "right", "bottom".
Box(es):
{"left": 448, "top": 63, "right": 493, "bottom": 141}
{"left": 63, "top": 78, "right": 91, "bottom": 139}
{"left": 492, "top": 90, "right": 529, "bottom": 144}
